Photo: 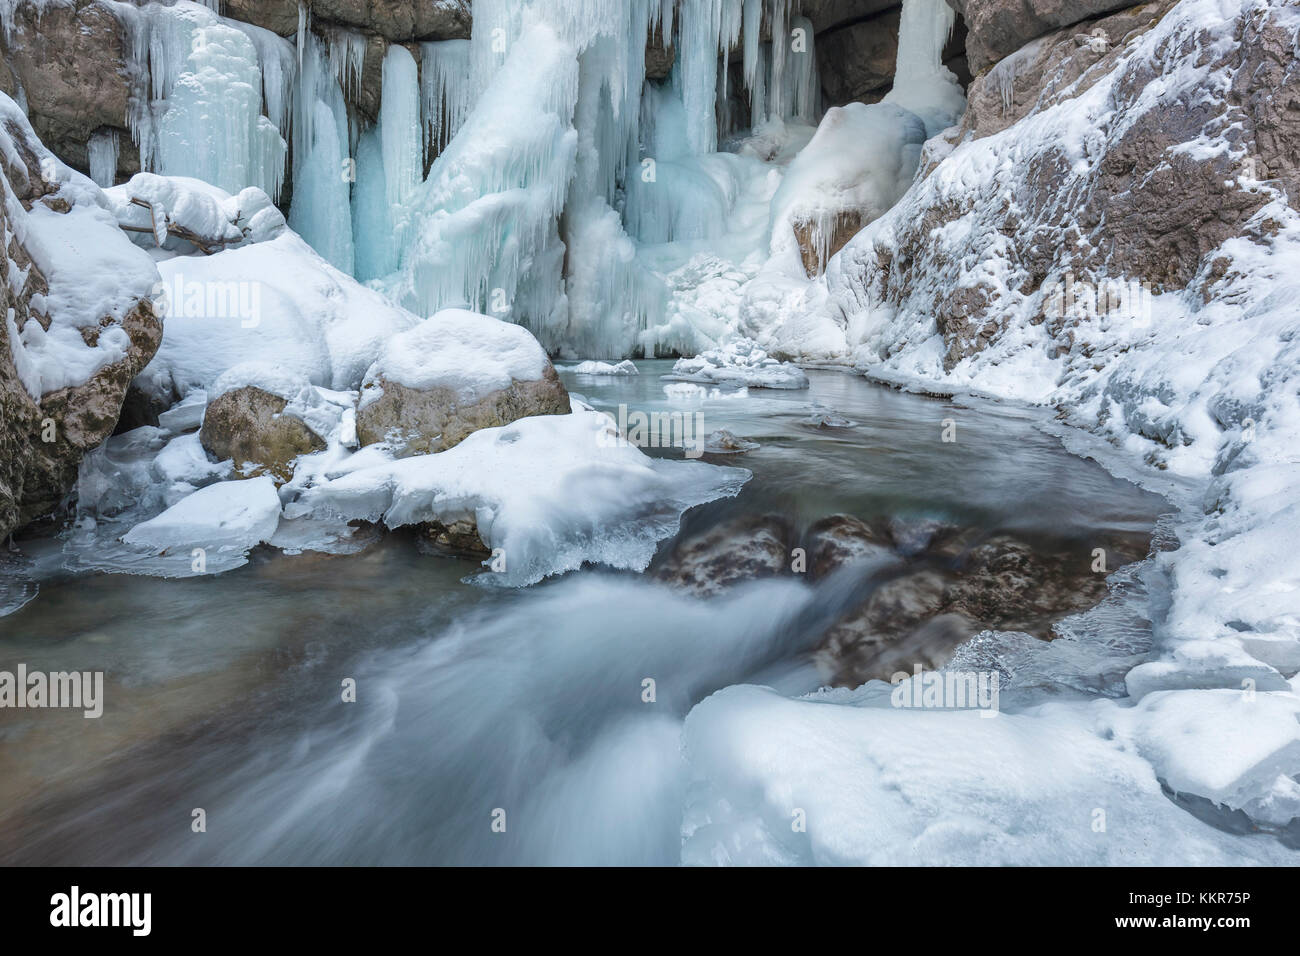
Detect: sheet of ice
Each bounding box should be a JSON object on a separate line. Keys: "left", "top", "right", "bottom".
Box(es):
{"left": 122, "top": 475, "right": 281, "bottom": 556}
{"left": 87, "top": 129, "right": 120, "bottom": 188}
{"left": 1107, "top": 689, "right": 1300, "bottom": 825}
{"left": 285, "top": 405, "right": 750, "bottom": 587}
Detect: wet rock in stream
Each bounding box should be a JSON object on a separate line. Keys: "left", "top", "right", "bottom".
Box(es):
{"left": 653, "top": 510, "right": 1153, "bottom": 687}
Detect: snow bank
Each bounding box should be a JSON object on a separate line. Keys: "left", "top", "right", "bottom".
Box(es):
{"left": 681, "top": 684, "right": 1297, "bottom": 865}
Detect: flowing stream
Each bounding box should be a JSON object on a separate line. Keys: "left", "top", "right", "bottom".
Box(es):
{"left": 0, "top": 364, "right": 1169, "bottom": 864}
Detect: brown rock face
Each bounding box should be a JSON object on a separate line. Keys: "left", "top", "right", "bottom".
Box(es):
{"left": 355, "top": 365, "right": 571, "bottom": 457}
{"left": 947, "top": 0, "right": 1138, "bottom": 73}
{"left": 218, "top": 0, "right": 472, "bottom": 40}
{"left": 0, "top": 114, "right": 160, "bottom": 537}
{"left": 310, "top": 0, "right": 472, "bottom": 42}
{"left": 199, "top": 387, "right": 327, "bottom": 483}
{"left": 817, "top": 6, "right": 902, "bottom": 107}
{"left": 0, "top": 1, "right": 136, "bottom": 183}
{"left": 794, "top": 210, "right": 867, "bottom": 277}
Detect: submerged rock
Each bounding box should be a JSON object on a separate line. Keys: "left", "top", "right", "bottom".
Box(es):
{"left": 702, "top": 429, "right": 761, "bottom": 455}
{"left": 653, "top": 514, "right": 796, "bottom": 597}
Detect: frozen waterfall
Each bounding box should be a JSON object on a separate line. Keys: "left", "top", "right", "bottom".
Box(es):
{"left": 90, "top": 0, "right": 960, "bottom": 360}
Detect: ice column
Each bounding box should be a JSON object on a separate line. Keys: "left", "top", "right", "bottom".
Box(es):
{"left": 883, "top": 0, "right": 965, "bottom": 136}
{"left": 289, "top": 29, "right": 354, "bottom": 272}
{"left": 87, "top": 129, "right": 120, "bottom": 188}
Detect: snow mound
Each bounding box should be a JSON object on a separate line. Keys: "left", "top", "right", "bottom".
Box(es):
{"left": 362, "top": 308, "right": 552, "bottom": 403}
{"left": 768, "top": 103, "right": 927, "bottom": 266}
{"left": 130, "top": 182, "right": 420, "bottom": 402}
{"left": 665, "top": 341, "right": 809, "bottom": 390}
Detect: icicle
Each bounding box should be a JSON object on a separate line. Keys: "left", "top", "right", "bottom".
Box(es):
{"left": 87, "top": 129, "right": 120, "bottom": 188}
{"left": 289, "top": 29, "right": 354, "bottom": 272}
{"left": 351, "top": 125, "right": 396, "bottom": 281}
{"left": 325, "top": 26, "right": 367, "bottom": 103}
{"left": 742, "top": 0, "right": 762, "bottom": 98}
{"left": 420, "top": 39, "right": 472, "bottom": 160}
{"left": 783, "top": 15, "right": 818, "bottom": 124}
{"left": 767, "top": 0, "right": 790, "bottom": 121}
{"left": 106, "top": 0, "right": 291, "bottom": 200}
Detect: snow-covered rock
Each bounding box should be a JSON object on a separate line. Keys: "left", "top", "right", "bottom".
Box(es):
{"left": 770, "top": 103, "right": 927, "bottom": 277}
{"left": 355, "top": 308, "right": 571, "bottom": 456}
{"left": 107, "top": 173, "right": 286, "bottom": 253}
{"left": 565, "top": 360, "right": 640, "bottom": 376}
{"left": 286, "top": 404, "right": 750, "bottom": 587}
{"left": 0, "top": 90, "right": 161, "bottom": 537}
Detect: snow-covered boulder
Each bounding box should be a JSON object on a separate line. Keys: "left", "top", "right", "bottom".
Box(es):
{"left": 355, "top": 309, "right": 571, "bottom": 456}
{"left": 107, "top": 173, "right": 287, "bottom": 254}
{"left": 566, "top": 359, "right": 640, "bottom": 376}
{"left": 0, "top": 91, "right": 161, "bottom": 537}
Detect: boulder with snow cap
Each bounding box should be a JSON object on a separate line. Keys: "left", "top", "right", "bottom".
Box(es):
{"left": 355, "top": 309, "right": 570, "bottom": 457}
